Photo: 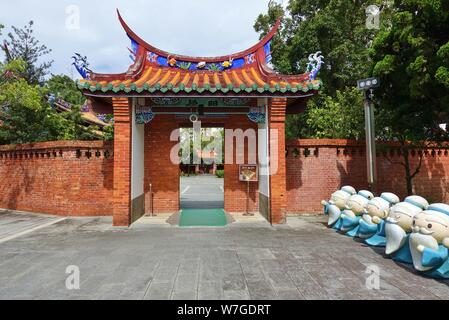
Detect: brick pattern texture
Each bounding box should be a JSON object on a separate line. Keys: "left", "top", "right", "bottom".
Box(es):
{"left": 112, "top": 98, "right": 132, "bottom": 226}
{"left": 269, "top": 98, "right": 288, "bottom": 224}
{"left": 144, "top": 114, "right": 259, "bottom": 214}
{"left": 0, "top": 141, "right": 113, "bottom": 216}
{"left": 1, "top": 138, "right": 447, "bottom": 220}
{"left": 286, "top": 139, "right": 449, "bottom": 213}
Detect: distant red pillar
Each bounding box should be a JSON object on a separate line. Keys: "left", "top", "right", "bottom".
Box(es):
{"left": 112, "top": 97, "right": 132, "bottom": 227}
{"left": 269, "top": 98, "right": 287, "bottom": 224}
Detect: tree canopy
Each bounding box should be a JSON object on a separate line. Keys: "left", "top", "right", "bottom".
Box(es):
{"left": 0, "top": 60, "right": 70, "bottom": 144}
{"left": 371, "top": 0, "right": 449, "bottom": 144}
{"left": 2, "top": 21, "right": 53, "bottom": 84}
{"left": 255, "top": 0, "right": 449, "bottom": 194}
{"left": 369, "top": 0, "right": 449, "bottom": 194}
{"left": 0, "top": 21, "right": 105, "bottom": 145}
{"left": 255, "top": 0, "right": 382, "bottom": 140}
{"left": 46, "top": 74, "right": 86, "bottom": 106}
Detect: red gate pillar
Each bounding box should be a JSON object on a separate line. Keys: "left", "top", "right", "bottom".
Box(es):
{"left": 269, "top": 98, "right": 287, "bottom": 224}
{"left": 112, "top": 97, "right": 132, "bottom": 227}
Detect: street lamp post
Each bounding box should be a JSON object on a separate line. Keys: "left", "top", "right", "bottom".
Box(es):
{"left": 357, "top": 77, "right": 380, "bottom": 193}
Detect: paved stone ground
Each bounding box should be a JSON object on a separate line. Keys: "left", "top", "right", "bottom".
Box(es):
{"left": 0, "top": 210, "right": 64, "bottom": 244}
{"left": 0, "top": 213, "right": 449, "bottom": 300}
{"left": 180, "top": 175, "right": 224, "bottom": 209}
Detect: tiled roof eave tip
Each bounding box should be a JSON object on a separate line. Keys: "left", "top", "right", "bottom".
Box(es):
{"left": 78, "top": 82, "right": 322, "bottom": 94}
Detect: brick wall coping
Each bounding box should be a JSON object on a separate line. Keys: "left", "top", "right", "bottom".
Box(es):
{"left": 1, "top": 138, "right": 446, "bottom": 152}
{"left": 287, "top": 139, "right": 367, "bottom": 148}
{"left": 286, "top": 139, "right": 449, "bottom": 148}
{"left": 0, "top": 140, "right": 112, "bottom": 152}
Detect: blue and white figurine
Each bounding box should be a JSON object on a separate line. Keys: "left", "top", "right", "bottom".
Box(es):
{"left": 362, "top": 193, "right": 401, "bottom": 246}
{"left": 409, "top": 203, "right": 449, "bottom": 279}
{"left": 339, "top": 190, "right": 374, "bottom": 233}
{"left": 321, "top": 186, "right": 356, "bottom": 227}
{"left": 347, "top": 193, "right": 399, "bottom": 240}
{"left": 385, "top": 196, "right": 429, "bottom": 264}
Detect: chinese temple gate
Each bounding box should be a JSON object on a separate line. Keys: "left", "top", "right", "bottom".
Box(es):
{"left": 77, "top": 10, "right": 322, "bottom": 226}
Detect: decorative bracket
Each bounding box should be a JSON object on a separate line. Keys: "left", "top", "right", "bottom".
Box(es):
{"left": 135, "top": 106, "right": 155, "bottom": 124}
{"left": 248, "top": 106, "right": 266, "bottom": 124}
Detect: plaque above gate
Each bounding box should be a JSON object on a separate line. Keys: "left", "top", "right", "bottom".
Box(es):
{"left": 148, "top": 98, "right": 252, "bottom": 108}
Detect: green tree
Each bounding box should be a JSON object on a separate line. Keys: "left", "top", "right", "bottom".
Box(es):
{"left": 46, "top": 74, "right": 101, "bottom": 141}
{"left": 2, "top": 21, "right": 53, "bottom": 84}
{"left": 46, "top": 74, "right": 86, "bottom": 106}
{"left": 306, "top": 87, "right": 366, "bottom": 139}
{"left": 255, "top": 0, "right": 384, "bottom": 139}
{"left": 370, "top": 0, "right": 449, "bottom": 195}
{"left": 64, "top": 105, "right": 100, "bottom": 141}
{"left": 255, "top": 0, "right": 382, "bottom": 94}
{"left": 0, "top": 60, "right": 70, "bottom": 144}
{"left": 102, "top": 122, "right": 114, "bottom": 141}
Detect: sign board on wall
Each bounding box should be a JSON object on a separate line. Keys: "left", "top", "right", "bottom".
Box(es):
{"left": 239, "top": 165, "right": 259, "bottom": 182}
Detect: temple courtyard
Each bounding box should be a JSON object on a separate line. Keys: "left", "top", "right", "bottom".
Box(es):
{"left": 0, "top": 208, "right": 449, "bottom": 300}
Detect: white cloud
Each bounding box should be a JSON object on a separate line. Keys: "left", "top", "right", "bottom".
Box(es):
{"left": 0, "top": 0, "right": 271, "bottom": 78}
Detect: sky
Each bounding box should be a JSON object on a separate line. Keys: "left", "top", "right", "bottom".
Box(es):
{"left": 0, "top": 0, "right": 286, "bottom": 79}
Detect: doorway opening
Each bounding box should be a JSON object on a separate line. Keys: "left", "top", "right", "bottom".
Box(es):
{"left": 179, "top": 126, "right": 225, "bottom": 211}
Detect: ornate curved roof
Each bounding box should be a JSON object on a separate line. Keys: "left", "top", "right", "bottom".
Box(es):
{"left": 78, "top": 10, "right": 321, "bottom": 97}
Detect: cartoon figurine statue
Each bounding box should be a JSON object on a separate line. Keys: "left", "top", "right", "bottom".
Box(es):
{"left": 339, "top": 190, "right": 374, "bottom": 233}
{"left": 321, "top": 186, "right": 356, "bottom": 227}
{"left": 409, "top": 203, "right": 449, "bottom": 279}
{"left": 385, "top": 196, "right": 429, "bottom": 264}
{"left": 347, "top": 193, "right": 399, "bottom": 241}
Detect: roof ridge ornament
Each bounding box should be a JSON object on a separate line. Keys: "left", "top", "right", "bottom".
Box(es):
{"left": 222, "top": 57, "right": 234, "bottom": 69}
{"left": 72, "top": 53, "right": 91, "bottom": 80}
{"left": 307, "top": 51, "right": 324, "bottom": 81}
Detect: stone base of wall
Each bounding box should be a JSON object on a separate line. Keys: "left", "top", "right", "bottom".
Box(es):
{"left": 259, "top": 193, "right": 270, "bottom": 220}
{"left": 131, "top": 194, "right": 145, "bottom": 223}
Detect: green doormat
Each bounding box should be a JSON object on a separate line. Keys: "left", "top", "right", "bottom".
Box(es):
{"left": 179, "top": 209, "right": 227, "bottom": 227}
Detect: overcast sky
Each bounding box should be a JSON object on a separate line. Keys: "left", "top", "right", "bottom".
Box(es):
{"left": 0, "top": 0, "right": 285, "bottom": 79}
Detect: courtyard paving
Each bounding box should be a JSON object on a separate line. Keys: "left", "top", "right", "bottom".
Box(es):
{"left": 0, "top": 211, "right": 449, "bottom": 300}
{"left": 180, "top": 175, "right": 224, "bottom": 209}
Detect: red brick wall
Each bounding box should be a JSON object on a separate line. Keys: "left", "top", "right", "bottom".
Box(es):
{"left": 224, "top": 115, "right": 259, "bottom": 213}
{"left": 112, "top": 97, "right": 132, "bottom": 226}
{"left": 0, "top": 141, "right": 113, "bottom": 216}
{"left": 144, "top": 115, "right": 180, "bottom": 214}
{"left": 286, "top": 139, "right": 449, "bottom": 214}
{"left": 4, "top": 137, "right": 445, "bottom": 219}
{"left": 269, "top": 98, "right": 287, "bottom": 224}
{"left": 144, "top": 114, "right": 259, "bottom": 214}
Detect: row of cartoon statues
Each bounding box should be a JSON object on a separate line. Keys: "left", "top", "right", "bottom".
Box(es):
{"left": 322, "top": 187, "right": 449, "bottom": 279}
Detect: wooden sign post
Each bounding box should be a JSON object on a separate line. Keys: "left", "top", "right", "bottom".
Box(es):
{"left": 239, "top": 165, "right": 259, "bottom": 216}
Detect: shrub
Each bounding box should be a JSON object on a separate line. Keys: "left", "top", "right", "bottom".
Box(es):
{"left": 215, "top": 170, "right": 224, "bottom": 179}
